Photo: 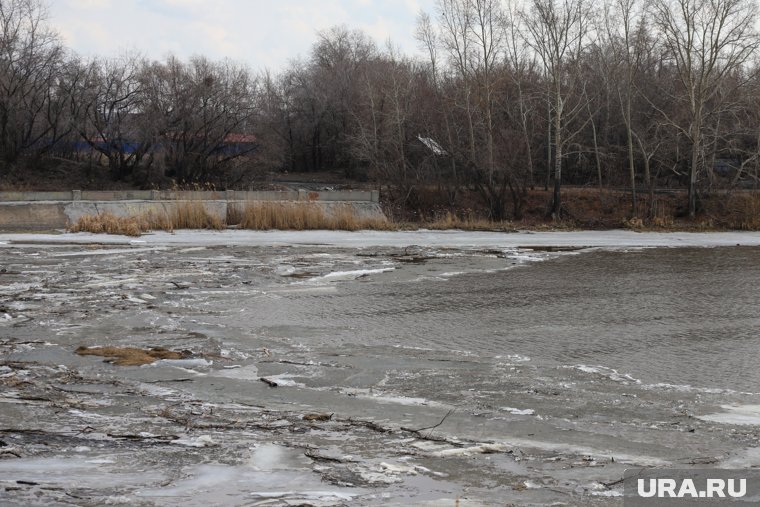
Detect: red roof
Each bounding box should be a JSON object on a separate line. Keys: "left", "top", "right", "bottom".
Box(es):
{"left": 224, "top": 133, "right": 257, "bottom": 144}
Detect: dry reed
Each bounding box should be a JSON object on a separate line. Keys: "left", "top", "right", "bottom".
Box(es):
{"left": 423, "top": 211, "right": 513, "bottom": 231}
{"left": 239, "top": 202, "right": 393, "bottom": 231}
{"left": 69, "top": 202, "right": 222, "bottom": 236}
{"left": 170, "top": 201, "right": 225, "bottom": 230}
{"left": 713, "top": 193, "right": 760, "bottom": 230}
{"left": 68, "top": 212, "right": 170, "bottom": 237}
{"left": 70, "top": 201, "right": 392, "bottom": 235}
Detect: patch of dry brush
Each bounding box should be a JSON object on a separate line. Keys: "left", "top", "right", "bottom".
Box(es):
{"left": 711, "top": 193, "right": 760, "bottom": 230}
{"left": 422, "top": 211, "right": 515, "bottom": 231}
{"left": 69, "top": 202, "right": 223, "bottom": 236}
{"left": 68, "top": 212, "right": 171, "bottom": 237}
{"left": 237, "top": 202, "right": 393, "bottom": 231}
{"left": 170, "top": 201, "right": 225, "bottom": 230}
{"left": 69, "top": 201, "right": 391, "bottom": 235}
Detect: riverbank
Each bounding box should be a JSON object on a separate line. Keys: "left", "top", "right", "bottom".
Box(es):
{"left": 4, "top": 185, "right": 760, "bottom": 234}
{"left": 387, "top": 187, "right": 760, "bottom": 232}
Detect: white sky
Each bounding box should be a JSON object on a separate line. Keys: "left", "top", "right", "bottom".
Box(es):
{"left": 48, "top": 0, "right": 437, "bottom": 72}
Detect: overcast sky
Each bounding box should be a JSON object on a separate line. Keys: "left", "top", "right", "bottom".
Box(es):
{"left": 48, "top": 0, "right": 437, "bottom": 72}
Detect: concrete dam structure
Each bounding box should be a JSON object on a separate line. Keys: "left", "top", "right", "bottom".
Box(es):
{"left": 0, "top": 189, "right": 384, "bottom": 231}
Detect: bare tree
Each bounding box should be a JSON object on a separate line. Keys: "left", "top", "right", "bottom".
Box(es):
{"left": 651, "top": 0, "right": 760, "bottom": 217}
{"left": 349, "top": 49, "right": 420, "bottom": 203}
{"left": 143, "top": 56, "right": 257, "bottom": 185}
{"left": 437, "top": 0, "right": 478, "bottom": 167}
{"left": 522, "top": 0, "right": 591, "bottom": 217}
{"left": 75, "top": 54, "right": 149, "bottom": 181}
{"left": 505, "top": 1, "right": 539, "bottom": 191}
{"left": 600, "top": 0, "right": 645, "bottom": 213}
{"left": 416, "top": 11, "right": 460, "bottom": 200}
{"left": 0, "top": 0, "right": 64, "bottom": 167}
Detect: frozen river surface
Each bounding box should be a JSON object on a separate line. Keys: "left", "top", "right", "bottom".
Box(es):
{"left": 1, "top": 230, "right": 760, "bottom": 506}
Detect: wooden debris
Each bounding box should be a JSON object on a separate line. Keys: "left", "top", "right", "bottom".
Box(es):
{"left": 304, "top": 448, "right": 355, "bottom": 463}
{"left": 0, "top": 448, "right": 21, "bottom": 458}
{"left": 259, "top": 377, "right": 278, "bottom": 387}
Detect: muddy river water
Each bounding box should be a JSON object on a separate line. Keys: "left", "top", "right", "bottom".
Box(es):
{"left": 1, "top": 230, "right": 760, "bottom": 506}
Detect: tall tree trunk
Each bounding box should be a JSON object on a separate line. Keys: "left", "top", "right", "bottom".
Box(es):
{"left": 625, "top": 101, "right": 637, "bottom": 215}
{"left": 552, "top": 95, "right": 563, "bottom": 217}
{"left": 588, "top": 104, "right": 604, "bottom": 203}
{"left": 545, "top": 95, "right": 551, "bottom": 192}
{"left": 689, "top": 125, "right": 700, "bottom": 218}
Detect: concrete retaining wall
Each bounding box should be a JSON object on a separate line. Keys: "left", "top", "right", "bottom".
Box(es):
{"left": 0, "top": 189, "right": 380, "bottom": 203}
{"left": 0, "top": 190, "right": 385, "bottom": 231}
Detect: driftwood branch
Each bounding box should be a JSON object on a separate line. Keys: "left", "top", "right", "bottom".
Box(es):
{"left": 402, "top": 409, "right": 455, "bottom": 434}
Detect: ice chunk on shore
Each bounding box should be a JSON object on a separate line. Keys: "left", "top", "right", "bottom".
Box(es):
{"left": 171, "top": 435, "right": 218, "bottom": 447}
{"left": 571, "top": 364, "right": 641, "bottom": 384}
{"left": 250, "top": 491, "right": 356, "bottom": 501}
{"left": 146, "top": 358, "right": 212, "bottom": 369}
{"left": 312, "top": 267, "right": 395, "bottom": 282}
{"left": 429, "top": 443, "right": 509, "bottom": 457}
{"left": 698, "top": 404, "right": 760, "bottom": 426}
{"left": 501, "top": 407, "right": 535, "bottom": 416}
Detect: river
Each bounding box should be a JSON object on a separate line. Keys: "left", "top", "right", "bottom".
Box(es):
{"left": 1, "top": 230, "right": 760, "bottom": 506}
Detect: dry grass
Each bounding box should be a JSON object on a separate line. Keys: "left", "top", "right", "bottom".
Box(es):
{"left": 239, "top": 201, "right": 328, "bottom": 230}
{"left": 170, "top": 201, "right": 225, "bottom": 230}
{"left": 330, "top": 204, "right": 395, "bottom": 231}
{"left": 239, "top": 202, "right": 393, "bottom": 231}
{"left": 422, "top": 212, "right": 515, "bottom": 231}
{"left": 69, "top": 202, "right": 222, "bottom": 236}
{"left": 704, "top": 192, "right": 760, "bottom": 230}
{"left": 75, "top": 346, "right": 187, "bottom": 366}
{"left": 71, "top": 201, "right": 390, "bottom": 235}
{"left": 68, "top": 212, "right": 172, "bottom": 237}
{"left": 727, "top": 193, "right": 760, "bottom": 230}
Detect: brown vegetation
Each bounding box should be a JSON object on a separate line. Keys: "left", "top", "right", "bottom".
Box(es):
{"left": 68, "top": 202, "right": 224, "bottom": 236}
{"left": 67, "top": 189, "right": 760, "bottom": 236}
{"left": 236, "top": 202, "right": 393, "bottom": 231}
{"left": 703, "top": 193, "right": 760, "bottom": 230}
{"left": 69, "top": 201, "right": 393, "bottom": 235}
{"left": 68, "top": 212, "right": 170, "bottom": 237}
{"left": 170, "top": 201, "right": 225, "bottom": 230}
{"left": 75, "top": 346, "right": 188, "bottom": 366}
{"left": 387, "top": 186, "right": 760, "bottom": 232}
{"left": 422, "top": 212, "right": 515, "bottom": 232}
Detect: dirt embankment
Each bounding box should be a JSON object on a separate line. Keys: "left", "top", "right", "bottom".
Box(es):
{"left": 385, "top": 186, "right": 760, "bottom": 232}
